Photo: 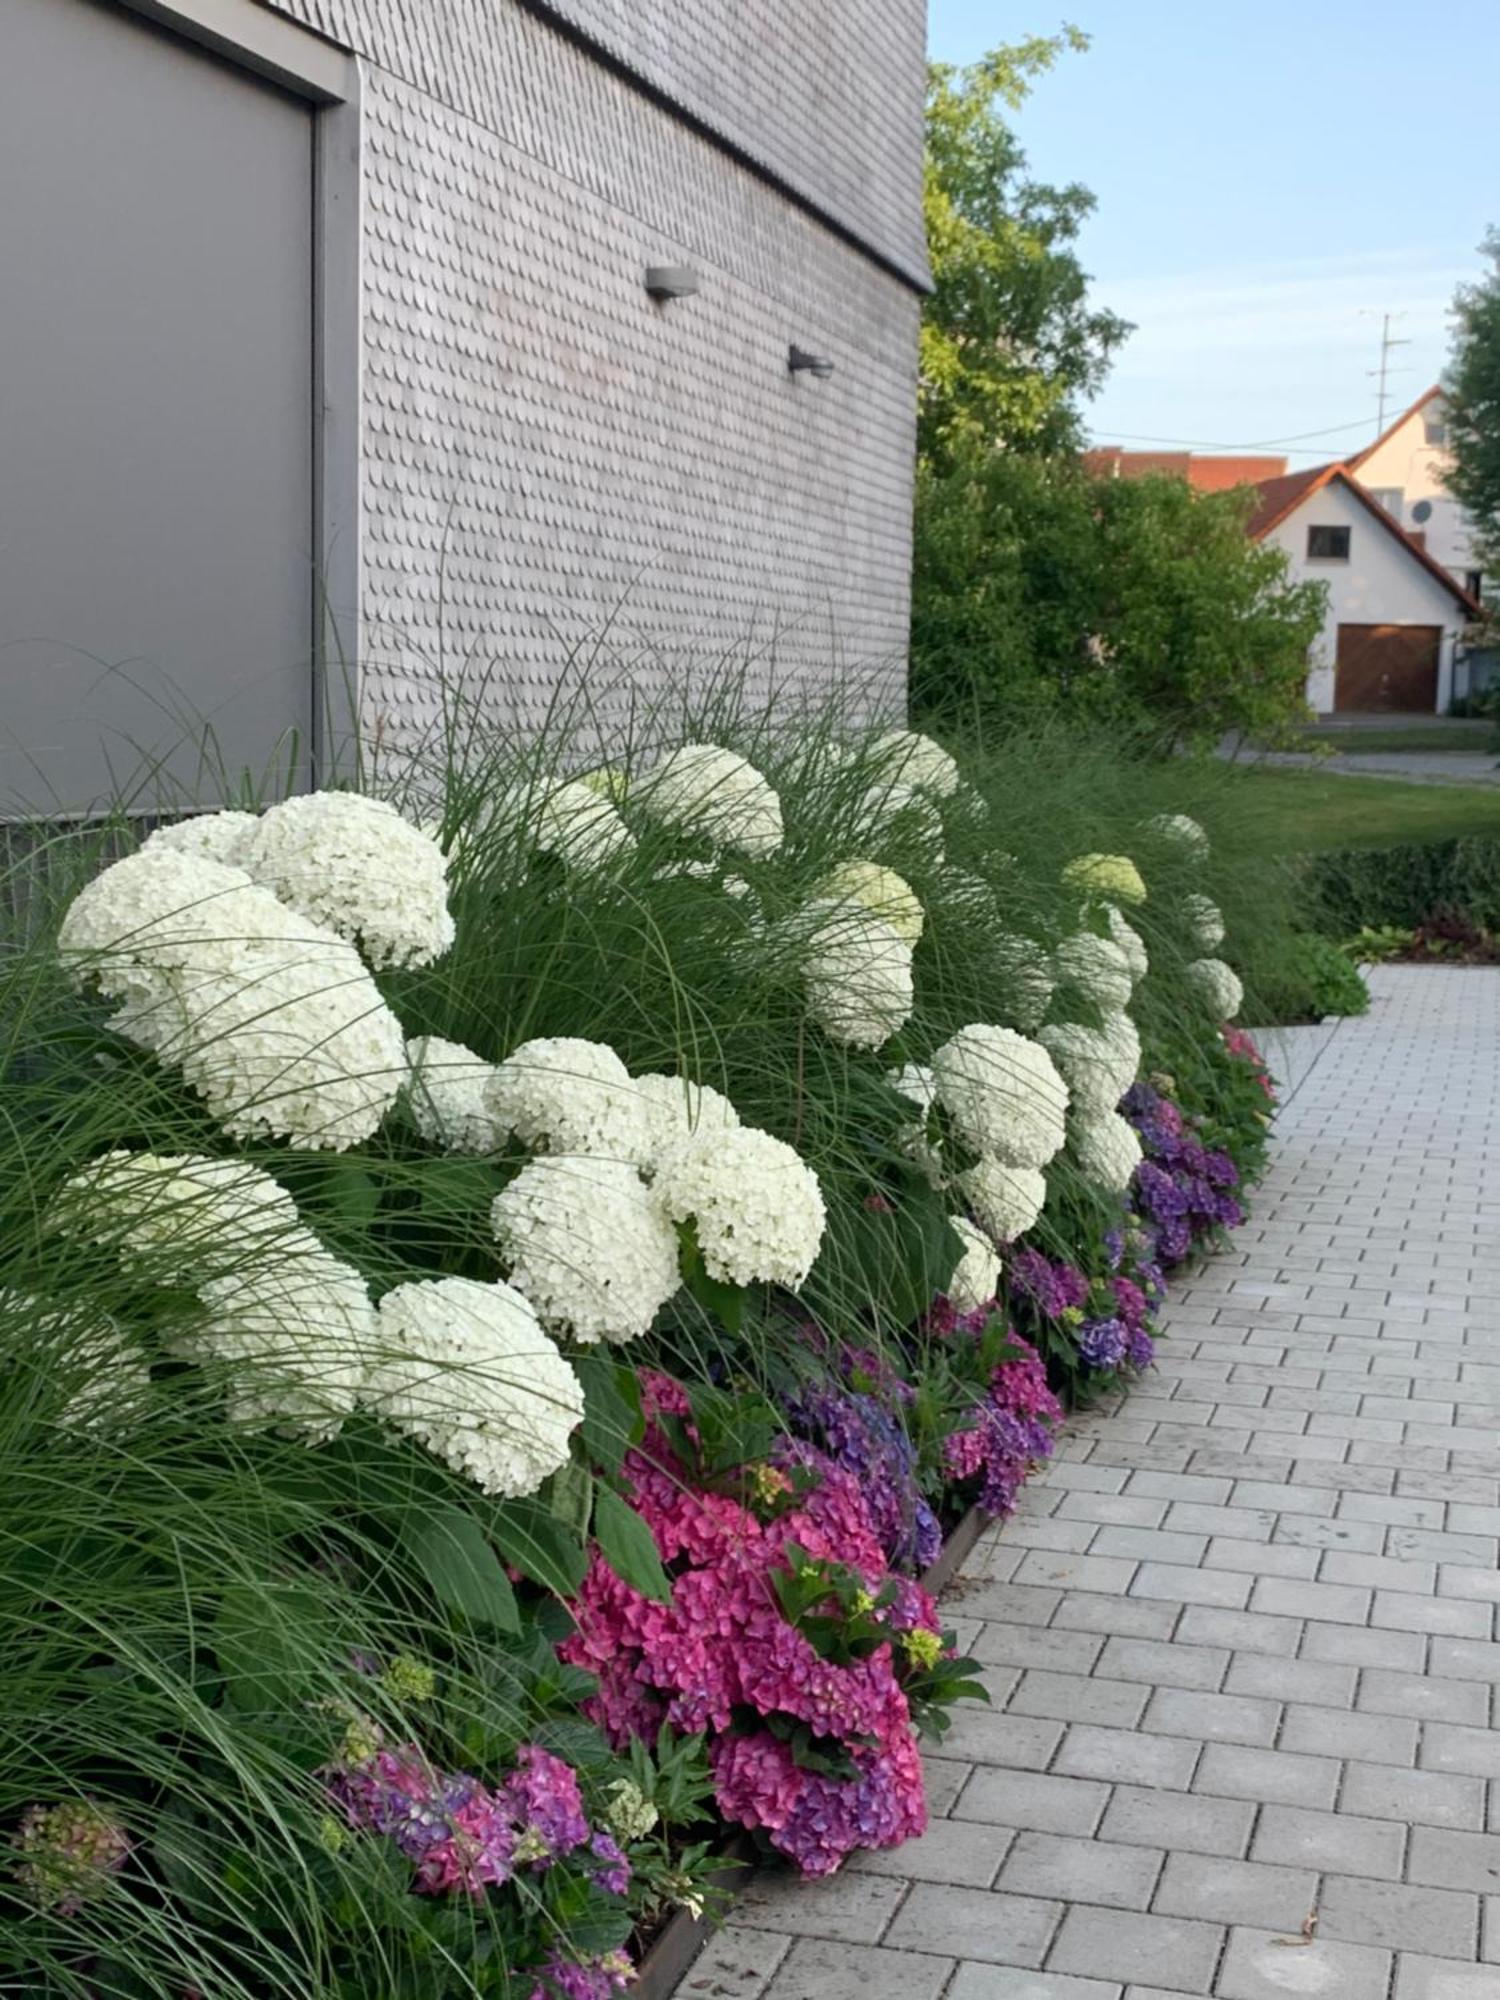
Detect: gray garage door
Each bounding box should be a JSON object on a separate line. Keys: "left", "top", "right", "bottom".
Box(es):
{"left": 0, "top": 0, "right": 315, "bottom": 815}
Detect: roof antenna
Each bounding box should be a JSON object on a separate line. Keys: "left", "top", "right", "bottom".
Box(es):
{"left": 1361, "top": 310, "right": 1412, "bottom": 438}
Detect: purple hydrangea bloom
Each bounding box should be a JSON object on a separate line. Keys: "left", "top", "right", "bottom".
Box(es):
{"left": 785, "top": 1379, "right": 941, "bottom": 1575}
{"left": 588, "top": 1829, "right": 631, "bottom": 1896}
{"left": 1009, "top": 1249, "right": 1090, "bottom": 1320}
{"left": 1076, "top": 1317, "right": 1128, "bottom": 1371}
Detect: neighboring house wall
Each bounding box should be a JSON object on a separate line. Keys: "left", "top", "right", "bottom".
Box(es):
{"left": 1353, "top": 395, "right": 1478, "bottom": 585}
{"left": 259, "top": 0, "right": 926, "bottom": 756}
{"left": 1263, "top": 480, "right": 1468, "bottom": 712}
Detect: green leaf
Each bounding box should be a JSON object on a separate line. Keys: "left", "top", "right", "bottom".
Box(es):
{"left": 214, "top": 1582, "right": 331, "bottom": 1711}
{"left": 549, "top": 1459, "right": 594, "bottom": 1538}
{"left": 677, "top": 1222, "right": 746, "bottom": 1333}
{"left": 574, "top": 1351, "right": 642, "bottom": 1472}
{"left": 591, "top": 1483, "right": 672, "bottom": 1603}
{"left": 403, "top": 1506, "right": 519, "bottom": 1633}
{"left": 488, "top": 1497, "right": 588, "bottom": 1596}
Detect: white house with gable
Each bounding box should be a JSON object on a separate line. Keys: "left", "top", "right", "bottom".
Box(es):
{"left": 1347, "top": 387, "right": 1482, "bottom": 596}
{"left": 1249, "top": 463, "right": 1478, "bottom": 715}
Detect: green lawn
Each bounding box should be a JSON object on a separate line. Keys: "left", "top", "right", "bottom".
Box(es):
{"left": 1293, "top": 723, "right": 1495, "bottom": 755}
{"left": 1219, "top": 766, "right": 1500, "bottom": 855}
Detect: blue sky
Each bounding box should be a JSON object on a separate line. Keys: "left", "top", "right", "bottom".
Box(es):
{"left": 927, "top": 1, "right": 1499, "bottom": 461}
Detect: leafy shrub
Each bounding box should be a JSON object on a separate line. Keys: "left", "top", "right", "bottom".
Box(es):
{"left": 1241, "top": 931, "right": 1370, "bottom": 1025}
{"left": 1305, "top": 837, "right": 1500, "bottom": 937}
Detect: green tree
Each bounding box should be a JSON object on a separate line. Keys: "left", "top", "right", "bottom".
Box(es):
{"left": 1446, "top": 230, "right": 1500, "bottom": 586}
{"left": 921, "top": 31, "right": 1131, "bottom": 466}
{"left": 913, "top": 451, "right": 1326, "bottom": 745}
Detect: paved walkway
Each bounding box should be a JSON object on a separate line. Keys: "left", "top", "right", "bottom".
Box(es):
{"left": 683, "top": 967, "right": 1500, "bottom": 2000}
{"left": 1235, "top": 750, "right": 1500, "bottom": 787}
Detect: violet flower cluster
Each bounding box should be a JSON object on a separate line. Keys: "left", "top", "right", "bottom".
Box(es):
{"left": 1120, "top": 1081, "right": 1242, "bottom": 1267}
{"left": 940, "top": 1330, "right": 1062, "bottom": 1519}
{"left": 326, "top": 1738, "right": 628, "bottom": 1906}
{"left": 560, "top": 1373, "right": 943, "bottom": 1875}
{"left": 785, "top": 1353, "right": 941, "bottom": 1574}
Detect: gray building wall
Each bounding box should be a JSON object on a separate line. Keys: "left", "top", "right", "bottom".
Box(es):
{"left": 261, "top": 0, "right": 927, "bottom": 751}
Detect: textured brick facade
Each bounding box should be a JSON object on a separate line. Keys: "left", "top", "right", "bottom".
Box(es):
{"left": 260, "top": 0, "right": 926, "bottom": 749}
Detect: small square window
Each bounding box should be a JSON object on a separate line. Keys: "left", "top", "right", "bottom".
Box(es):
{"left": 1424, "top": 410, "right": 1448, "bottom": 446}
{"left": 1367, "top": 487, "right": 1403, "bottom": 521}
{"left": 1307, "top": 524, "right": 1351, "bottom": 560}
{"left": 1466, "top": 569, "right": 1483, "bottom": 599}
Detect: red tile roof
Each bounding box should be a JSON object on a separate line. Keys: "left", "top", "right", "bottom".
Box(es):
{"left": 1085, "top": 448, "right": 1288, "bottom": 491}
{"left": 1247, "top": 463, "right": 1478, "bottom": 613}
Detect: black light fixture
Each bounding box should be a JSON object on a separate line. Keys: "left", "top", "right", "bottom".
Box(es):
{"left": 645, "top": 264, "right": 699, "bottom": 301}
{"left": 788, "top": 344, "right": 835, "bottom": 380}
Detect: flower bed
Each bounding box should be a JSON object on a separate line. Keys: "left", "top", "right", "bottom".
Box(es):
{"left": 0, "top": 724, "right": 1273, "bottom": 1998}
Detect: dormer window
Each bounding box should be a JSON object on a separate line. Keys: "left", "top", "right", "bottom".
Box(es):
{"left": 1367, "top": 487, "right": 1404, "bottom": 521}
{"left": 1424, "top": 408, "right": 1448, "bottom": 446}
{"left": 1307, "top": 525, "right": 1351, "bottom": 560}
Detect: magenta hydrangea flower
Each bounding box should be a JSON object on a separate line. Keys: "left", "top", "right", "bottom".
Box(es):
{"left": 529, "top": 1949, "right": 635, "bottom": 2000}
{"left": 14, "top": 1800, "right": 130, "bottom": 1914}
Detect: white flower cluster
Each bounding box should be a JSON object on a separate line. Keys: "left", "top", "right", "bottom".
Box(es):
{"left": 1106, "top": 905, "right": 1149, "bottom": 984}
{"left": 484, "top": 1037, "right": 651, "bottom": 1165}
{"left": 993, "top": 933, "right": 1056, "bottom": 1033}
{"left": 240, "top": 793, "right": 454, "bottom": 969}
{"left": 146, "top": 811, "right": 258, "bottom": 868}
{"left": 633, "top": 1074, "right": 741, "bottom": 1161}
{"left": 2, "top": 1291, "right": 152, "bottom": 1435}
{"left": 1039, "top": 1015, "right": 1141, "bottom": 1118}
{"left": 1055, "top": 932, "right": 1135, "bottom": 1012}
{"left": 59, "top": 848, "right": 407, "bottom": 1150}
{"left": 931, "top": 1024, "right": 1069, "bottom": 1169}
{"left": 959, "top": 1157, "right": 1047, "bottom": 1246}
{"left": 1072, "top": 1111, "right": 1143, "bottom": 1193}
{"left": 528, "top": 778, "right": 636, "bottom": 871}
{"left": 946, "top": 1216, "right": 1001, "bottom": 1314}
{"left": 849, "top": 769, "right": 947, "bottom": 863}
{"left": 801, "top": 898, "right": 914, "bottom": 1049}
{"left": 1188, "top": 956, "right": 1244, "bottom": 1021}
{"left": 639, "top": 743, "right": 784, "bottom": 856}
{"left": 886, "top": 1063, "right": 945, "bottom": 1184}
{"left": 818, "top": 860, "right": 925, "bottom": 945}
{"left": 1184, "top": 894, "right": 1226, "bottom": 951}
{"left": 491, "top": 1155, "right": 681, "bottom": 1345}
{"left": 365, "top": 1277, "right": 584, "bottom": 1496}
{"left": 57, "top": 1151, "right": 375, "bottom": 1440}
{"left": 1148, "top": 813, "right": 1210, "bottom": 860}
{"left": 872, "top": 729, "right": 961, "bottom": 798}
{"left": 654, "top": 1126, "right": 826, "bottom": 1289}
{"left": 405, "top": 1037, "right": 506, "bottom": 1154}
{"left": 1064, "top": 853, "right": 1147, "bottom": 906}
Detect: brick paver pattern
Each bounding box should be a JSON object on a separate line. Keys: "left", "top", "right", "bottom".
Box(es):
{"left": 681, "top": 968, "right": 1500, "bottom": 2000}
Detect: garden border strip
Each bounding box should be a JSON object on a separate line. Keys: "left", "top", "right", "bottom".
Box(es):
{"left": 630, "top": 1504, "right": 985, "bottom": 2000}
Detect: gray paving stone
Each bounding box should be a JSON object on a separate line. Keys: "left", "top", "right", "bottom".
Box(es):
{"left": 1249, "top": 1575, "right": 1373, "bottom": 1625}
{"left": 920, "top": 1755, "right": 971, "bottom": 1818}
{"left": 1046, "top": 1905, "right": 1224, "bottom": 1989}
{"left": 1177, "top": 1606, "right": 1304, "bottom": 1656}
{"left": 1224, "top": 1651, "right": 1357, "bottom": 1710}
{"left": 971, "top": 1624, "right": 1108, "bottom": 1675}
{"left": 939, "top": 1710, "right": 1062, "bottom": 1769}
{"left": 1429, "top": 1637, "right": 1500, "bottom": 1682}
{"left": 850, "top": 1816, "right": 1012, "bottom": 1887}
{"left": 1052, "top": 1722, "right": 1200, "bottom": 1791}
{"left": 1011, "top": 1550, "right": 1138, "bottom": 1596}
{"left": 763, "top": 1939, "right": 953, "bottom": 2000}
{"left": 1251, "top": 1802, "right": 1405, "bottom": 1880}
{"left": 1097, "top": 1635, "right": 1230, "bottom": 1692}
{"left": 1339, "top": 1763, "right": 1487, "bottom": 1831}
{"left": 1204, "top": 1535, "right": 1320, "bottom": 1580}
{"left": 1216, "top": 1927, "right": 1393, "bottom": 1999}
{"left": 1318, "top": 1875, "right": 1480, "bottom": 1957}
{"left": 1358, "top": 1666, "right": 1491, "bottom": 1725}
{"left": 1098, "top": 1784, "right": 1254, "bottom": 1859}
{"left": 1008, "top": 1670, "right": 1148, "bottom": 1729}
{"left": 1152, "top": 1851, "right": 1317, "bottom": 1933}
{"left": 735, "top": 1872, "right": 906, "bottom": 1943}
{"left": 946, "top": 1969, "right": 1122, "bottom": 2000}
{"left": 681, "top": 1924, "right": 792, "bottom": 2000}
{"left": 1130, "top": 1560, "right": 1253, "bottom": 1608}
{"left": 1140, "top": 1686, "right": 1281, "bottom": 1747}
{"left": 1407, "top": 1826, "right": 1500, "bottom": 1896}
{"left": 1279, "top": 1702, "right": 1420, "bottom": 1768}
{"left": 1193, "top": 1742, "right": 1340, "bottom": 1810}
{"left": 996, "top": 1830, "right": 1162, "bottom": 1911}
{"left": 953, "top": 1767, "right": 1109, "bottom": 1836}
{"left": 1051, "top": 1593, "right": 1180, "bottom": 1641}
{"left": 1300, "top": 1619, "right": 1427, "bottom": 1670}
{"left": 1392, "top": 1954, "right": 1500, "bottom": 1998}
{"left": 1422, "top": 1726, "right": 1500, "bottom": 1781}
{"left": 884, "top": 1883, "right": 1060, "bottom": 1968}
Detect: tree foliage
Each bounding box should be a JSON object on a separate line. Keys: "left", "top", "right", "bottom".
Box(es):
{"left": 921, "top": 31, "right": 1132, "bottom": 466}
{"left": 913, "top": 450, "right": 1326, "bottom": 745}
{"left": 1446, "top": 230, "right": 1500, "bottom": 588}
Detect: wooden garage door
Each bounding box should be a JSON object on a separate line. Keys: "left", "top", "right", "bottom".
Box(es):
{"left": 0, "top": 0, "right": 315, "bottom": 814}
{"left": 1334, "top": 624, "right": 1441, "bottom": 713}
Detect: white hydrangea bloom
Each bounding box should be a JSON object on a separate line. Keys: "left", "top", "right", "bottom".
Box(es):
{"left": 484, "top": 1037, "right": 653, "bottom": 1165}
{"left": 529, "top": 778, "right": 636, "bottom": 871}
{"left": 58, "top": 847, "right": 406, "bottom": 1149}
{"left": 1188, "top": 956, "right": 1244, "bottom": 1021}
{"left": 1055, "top": 931, "right": 1135, "bottom": 1013}
{"left": 801, "top": 898, "right": 914, "bottom": 1049}
{"left": 1105, "top": 905, "right": 1149, "bottom": 984}
{"left": 632, "top": 1073, "right": 741, "bottom": 1170}
{"left": 639, "top": 743, "right": 784, "bottom": 856}
{"left": 54, "top": 1150, "right": 374, "bottom": 1440}
{"left": 491, "top": 1155, "right": 681, "bottom": 1344}
{"left": 872, "top": 729, "right": 961, "bottom": 798}
{"left": 946, "top": 1216, "right": 1001, "bottom": 1314}
{"left": 1184, "top": 894, "right": 1226, "bottom": 951}
{"left": 192, "top": 1243, "right": 375, "bottom": 1441}
{"left": 852, "top": 776, "right": 946, "bottom": 863}
{"left": 960, "top": 1157, "right": 1047, "bottom": 1246}
{"left": 241, "top": 792, "right": 454, "bottom": 969}
{"left": 887, "top": 1063, "right": 938, "bottom": 1115}
{"left": 1039, "top": 1015, "right": 1141, "bottom": 1118}
{"left": 1063, "top": 853, "right": 1147, "bottom": 906}
{"left": 931, "top": 1024, "right": 1069, "bottom": 1170}
{"left": 2, "top": 1291, "right": 152, "bottom": 1434}
{"left": 886, "top": 1064, "right": 943, "bottom": 1182}
{"left": 405, "top": 1036, "right": 506, "bottom": 1154}
{"left": 994, "top": 933, "right": 1056, "bottom": 1032}
{"left": 144, "top": 811, "right": 258, "bottom": 869}
{"left": 364, "top": 1277, "right": 584, "bottom": 1496}
{"left": 653, "top": 1126, "right": 826, "bottom": 1290}
{"left": 818, "top": 859, "right": 925, "bottom": 945}
{"left": 1073, "top": 1110, "right": 1144, "bottom": 1194}
{"left": 1147, "top": 813, "right": 1210, "bottom": 860}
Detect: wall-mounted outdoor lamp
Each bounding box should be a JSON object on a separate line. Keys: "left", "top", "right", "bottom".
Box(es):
{"left": 788, "top": 345, "right": 835, "bottom": 379}
{"left": 645, "top": 264, "right": 699, "bottom": 301}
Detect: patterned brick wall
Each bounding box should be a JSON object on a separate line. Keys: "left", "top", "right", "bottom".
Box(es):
{"left": 261, "top": 0, "right": 922, "bottom": 748}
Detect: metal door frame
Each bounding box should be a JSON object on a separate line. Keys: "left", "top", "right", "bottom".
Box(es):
{"left": 110, "top": 0, "right": 362, "bottom": 782}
